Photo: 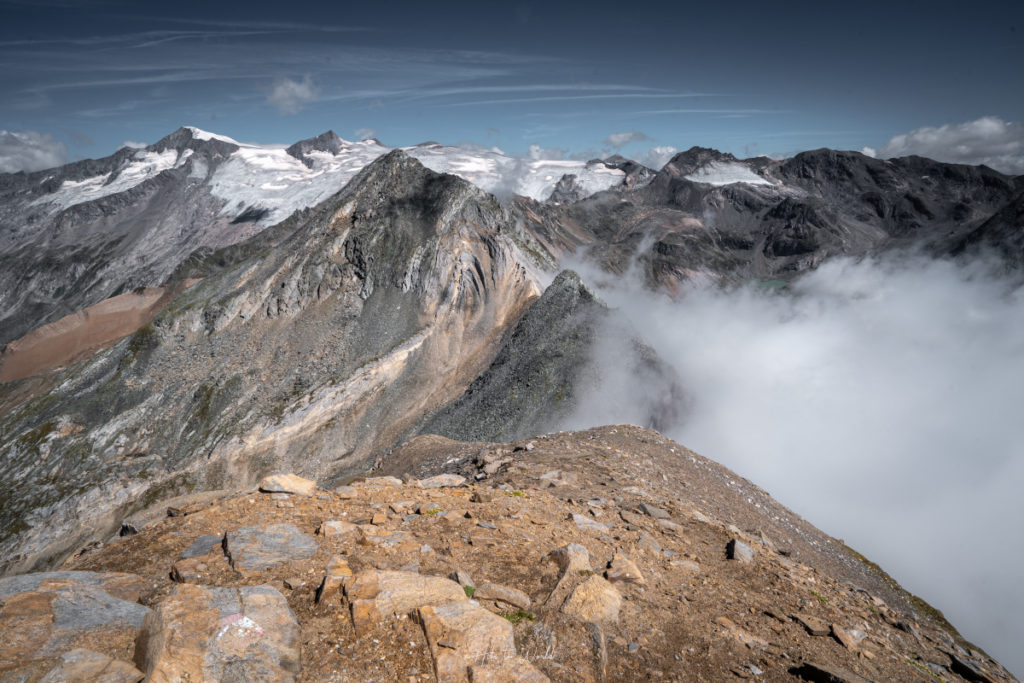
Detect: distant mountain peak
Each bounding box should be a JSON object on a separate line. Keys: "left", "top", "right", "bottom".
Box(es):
{"left": 285, "top": 130, "right": 346, "bottom": 167}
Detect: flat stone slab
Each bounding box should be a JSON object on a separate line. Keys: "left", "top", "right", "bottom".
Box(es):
{"left": 0, "top": 572, "right": 151, "bottom": 669}
{"left": 180, "top": 535, "right": 224, "bottom": 559}
{"left": 259, "top": 473, "right": 317, "bottom": 496}
{"left": 344, "top": 570, "right": 467, "bottom": 635}
{"left": 136, "top": 583, "right": 300, "bottom": 682}
{"left": 225, "top": 523, "right": 318, "bottom": 572}
{"left": 416, "top": 474, "right": 467, "bottom": 488}
{"left": 571, "top": 513, "right": 609, "bottom": 534}
{"left": 470, "top": 658, "right": 550, "bottom": 682}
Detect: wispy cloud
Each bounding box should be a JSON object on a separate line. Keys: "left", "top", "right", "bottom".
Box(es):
{"left": 634, "top": 108, "right": 787, "bottom": 116}
{"left": 604, "top": 131, "right": 649, "bottom": 148}
{"left": 268, "top": 75, "right": 318, "bottom": 114}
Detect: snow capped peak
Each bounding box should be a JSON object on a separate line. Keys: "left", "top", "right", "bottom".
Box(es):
{"left": 184, "top": 126, "right": 240, "bottom": 145}
{"left": 684, "top": 161, "right": 772, "bottom": 187}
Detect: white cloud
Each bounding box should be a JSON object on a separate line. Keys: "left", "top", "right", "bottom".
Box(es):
{"left": 354, "top": 127, "right": 377, "bottom": 141}
{"left": 604, "top": 131, "right": 649, "bottom": 148}
{"left": 121, "top": 140, "right": 147, "bottom": 149}
{"left": 640, "top": 145, "right": 677, "bottom": 170}
{"left": 527, "top": 143, "right": 565, "bottom": 160}
{"left": 878, "top": 116, "right": 1024, "bottom": 174}
{"left": 561, "top": 253, "right": 1024, "bottom": 676}
{"left": 861, "top": 146, "right": 876, "bottom": 158}
{"left": 0, "top": 130, "right": 67, "bottom": 173}
{"left": 267, "top": 75, "right": 318, "bottom": 114}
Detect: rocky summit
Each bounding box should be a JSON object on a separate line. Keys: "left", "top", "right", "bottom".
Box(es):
{"left": 0, "top": 426, "right": 1014, "bottom": 682}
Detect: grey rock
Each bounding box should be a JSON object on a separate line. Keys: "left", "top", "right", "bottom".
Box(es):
{"left": 224, "top": 524, "right": 318, "bottom": 572}
{"left": 727, "top": 539, "right": 754, "bottom": 563}
{"left": 179, "top": 535, "right": 223, "bottom": 559}
{"left": 638, "top": 503, "right": 670, "bottom": 519}
{"left": 572, "top": 513, "right": 609, "bottom": 534}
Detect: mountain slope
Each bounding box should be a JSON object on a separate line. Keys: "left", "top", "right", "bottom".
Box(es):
{"left": 0, "top": 151, "right": 544, "bottom": 576}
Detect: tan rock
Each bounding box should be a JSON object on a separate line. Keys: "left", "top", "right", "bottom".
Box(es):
{"left": 136, "top": 583, "right": 300, "bottom": 682}
{"left": 562, "top": 576, "right": 621, "bottom": 624}
{"left": 794, "top": 614, "right": 830, "bottom": 637}
{"left": 475, "top": 583, "right": 532, "bottom": 610}
{"left": 418, "top": 474, "right": 468, "bottom": 488}
{"left": 604, "top": 552, "right": 645, "bottom": 586}
{"left": 371, "top": 512, "right": 388, "bottom": 525}
{"left": 831, "top": 623, "right": 859, "bottom": 651}
{"left": 469, "top": 656, "right": 550, "bottom": 682}
{"left": 545, "top": 543, "right": 591, "bottom": 576}
{"left": 318, "top": 520, "right": 357, "bottom": 537}
{"left": 418, "top": 601, "right": 516, "bottom": 681}
{"left": 361, "top": 476, "right": 403, "bottom": 488}
{"left": 39, "top": 648, "right": 144, "bottom": 683}
{"left": 316, "top": 555, "right": 354, "bottom": 604}
{"left": 344, "top": 570, "right": 467, "bottom": 634}
{"left": 0, "top": 572, "right": 150, "bottom": 669}
{"left": 259, "top": 473, "right": 317, "bottom": 497}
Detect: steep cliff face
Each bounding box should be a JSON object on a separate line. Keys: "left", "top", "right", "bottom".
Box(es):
{"left": 0, "top": 151, "right": 545, "bottom": 576}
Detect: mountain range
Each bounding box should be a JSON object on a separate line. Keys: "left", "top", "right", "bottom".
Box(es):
{"left": 0, "top": 126, "right": 1021, "bottom": 681}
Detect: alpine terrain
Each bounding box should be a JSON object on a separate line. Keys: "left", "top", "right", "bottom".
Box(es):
{"left": 0, "top": 127, "right": 1021, "bottom": 682}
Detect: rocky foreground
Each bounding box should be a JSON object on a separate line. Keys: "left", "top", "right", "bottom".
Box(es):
{"left": 0, "top": 425, "right": 1015, "bottom": 682}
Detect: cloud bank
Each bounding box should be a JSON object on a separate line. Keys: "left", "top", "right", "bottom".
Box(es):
{"left": 0, "top": 130, "right": 67, "bottom": 173}
{"left": 562, "top": 253, "right": 1024, "bottom": 676}
{"left": 267, "top": 75, "right": 318, "bottom": 114}
{"left": 879, "top": 116, "right": 1024, "bottom": 175}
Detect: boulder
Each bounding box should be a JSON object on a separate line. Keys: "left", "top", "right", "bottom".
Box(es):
{"left": 726, "top": 539, "right": 754, "bottom": 563}
{"left": 0, "top": 572, "right": 150, "bottom": 667}
{"left": 259, "top": 473, "right": 317, "bottom": 497}
{"left": 344, "top": 570, "right": 467, "bottom": 635}
{"left": 135, "top": 583, "right": 300, "bottom": 682}
{"left": 562, "top": 576, "right": 621, "bottom": 624}
{"left": 418, "top": 601, "right": 516, "bottom": 681}
{"left": 224, "top": 524, "right": 318, "bottom": 572}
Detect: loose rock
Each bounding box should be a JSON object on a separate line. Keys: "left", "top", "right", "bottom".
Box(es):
{"left": 562, "top": 575, "right": 622, "bottom": 623}
{"left": 224, "top": 524, "right": 318, "bottom": 572}
{"left": 259, "top": 473, "right": 317, "bottom": 497}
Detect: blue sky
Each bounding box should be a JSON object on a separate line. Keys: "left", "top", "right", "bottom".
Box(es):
{"left": 1, "top": 0, "right": 1023, "bottom": 170}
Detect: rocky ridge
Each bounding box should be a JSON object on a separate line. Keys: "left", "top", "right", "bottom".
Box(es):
{"left": 1, "top": 425, "right": 1015, "bottom": 682}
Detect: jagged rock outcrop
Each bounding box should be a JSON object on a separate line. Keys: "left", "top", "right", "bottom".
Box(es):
{"left": 0, "top": 151, "right": 546, "bottom": 577}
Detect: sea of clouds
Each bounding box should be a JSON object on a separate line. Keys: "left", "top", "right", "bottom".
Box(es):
{"left": 561, "top": 252, "right": 1024, "bottom": 677}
